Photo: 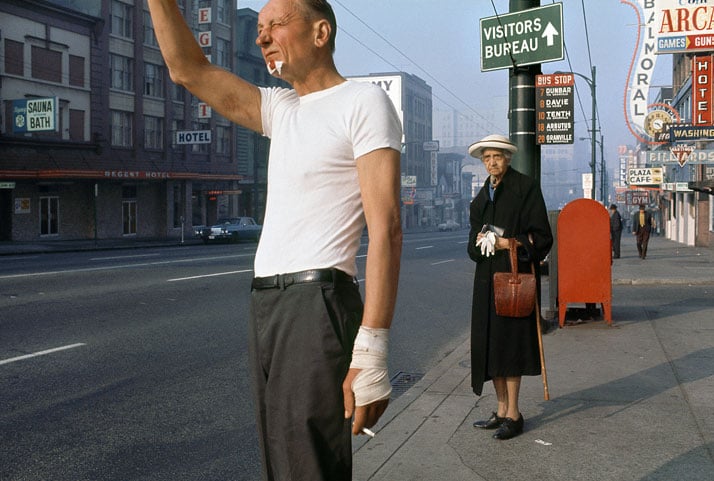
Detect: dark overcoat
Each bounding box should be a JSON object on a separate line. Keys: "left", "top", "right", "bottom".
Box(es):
{"left": 467, "top": 167, "right": 553, "bottom": 396}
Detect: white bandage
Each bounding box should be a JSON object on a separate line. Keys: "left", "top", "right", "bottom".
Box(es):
{"left": 267, "top": 60, "right": 283, "bottom": 75}
{"left": 476, "top": 231, "right": 496, "bottom": 257}
{"left": 350, "top": 326, "right": 391, "bottom": 407}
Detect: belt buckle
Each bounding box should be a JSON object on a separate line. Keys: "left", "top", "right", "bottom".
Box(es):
{"left": 279, "top": 273, "right": 295, "bottom": 289}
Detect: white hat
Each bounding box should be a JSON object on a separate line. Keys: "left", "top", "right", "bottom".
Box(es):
{"left": 468, "top": 134, "right": 518, "bottom": 159}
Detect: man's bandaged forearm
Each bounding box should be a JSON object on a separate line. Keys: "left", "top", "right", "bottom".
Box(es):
{"left": 350, "top": 326, "right": 391, "bottom": 406}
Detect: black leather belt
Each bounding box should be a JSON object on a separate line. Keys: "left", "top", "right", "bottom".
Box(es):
{"left": 251, "top": 268, "right": 355, "bottom": 290}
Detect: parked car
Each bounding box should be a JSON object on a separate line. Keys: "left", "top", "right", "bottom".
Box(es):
{"left": 198, "top": 217, "right": 262, "bottom": 243}
{"left": 438, "top": 220, "right": 460, "bottom": 232}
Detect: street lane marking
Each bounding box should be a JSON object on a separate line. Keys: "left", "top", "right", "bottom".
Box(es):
{"left": 168, "top": 269, "right": 253, "bottom": 282}
{"left": 91, "top": 253, "right": 161, "bottom": 261}
{"left": 431, "top": 259, "right": 455, "bottom": 265}
{"left": 0, "top": 254, "right": 255, "bottom": 280}
{"left": 0, "top": 343, "right": 86, "bottom": 366}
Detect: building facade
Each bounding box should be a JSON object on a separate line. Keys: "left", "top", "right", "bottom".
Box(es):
{"left": 347, "top": 72, "right": 434, "bottom": 229}
{"left": 0, "top": 0, "right": 284, "bottom": 242}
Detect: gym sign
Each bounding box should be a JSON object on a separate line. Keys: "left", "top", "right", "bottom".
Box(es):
{"left": 12, "top": 97, "right": 58, "bottom": 133}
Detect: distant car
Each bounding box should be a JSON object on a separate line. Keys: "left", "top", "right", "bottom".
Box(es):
{"left": 438, "top": 220, "right": 460, "bottom": 232}
{"left": 198, "top": 217, "right": 262, "bottom": 243}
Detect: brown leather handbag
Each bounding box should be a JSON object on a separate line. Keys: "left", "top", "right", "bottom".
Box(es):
{"left": 493, "top": 238, "right": 536, "bottom": 317}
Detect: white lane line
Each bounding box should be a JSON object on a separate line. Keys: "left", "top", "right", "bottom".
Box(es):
{"left": 416, "top": 246, "right": 434, "bottom": 250}
{"left": 0, "top": 254, "right": 255, "bottom": 280}
{"left": 168, "top": 269, "right": 253, "bottom": 282}
{"left": 0, "top": 343, "right": 86, "bottom": 366}
{"left": 431, "top": 259, "right": 455, "bottom": 266}
{"left": 91, "top": 253, "right": 161, "bottom": 261}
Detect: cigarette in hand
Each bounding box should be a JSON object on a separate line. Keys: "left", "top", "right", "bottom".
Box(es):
{"left": 361, "top": 427, "right": 376, "bottom": 437}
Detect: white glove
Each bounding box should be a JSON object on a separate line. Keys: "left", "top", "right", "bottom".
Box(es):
{"left": 350, "top": 326, "right": 391, "bottom": 406}
{"left": 476, "top": 231, "right": 496, "bottom": 257}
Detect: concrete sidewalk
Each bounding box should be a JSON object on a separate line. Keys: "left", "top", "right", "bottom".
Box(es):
{"left": 354, "top": 236, "right": 714, "bottom": 481}
{"left": 0, "top": 236, "right": 201, "bottom": 255}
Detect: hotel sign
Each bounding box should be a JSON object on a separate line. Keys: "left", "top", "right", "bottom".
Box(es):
{"left": 693, "top": 55, "right": 713, "bottom": 125}
{"left": 176, "top": 130, "right": 212, "bottom": 144}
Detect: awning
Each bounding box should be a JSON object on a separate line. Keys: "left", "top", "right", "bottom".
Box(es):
{"left": 688, "top": 180, "right": 714, "bottom": 195}
{"left": 0, "top": 169, "right": 243, "bottom": 181}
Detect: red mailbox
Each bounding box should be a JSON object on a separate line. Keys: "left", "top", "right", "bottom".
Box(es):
{"left": 557, "top": 198, "right": 612, "bottom": 327}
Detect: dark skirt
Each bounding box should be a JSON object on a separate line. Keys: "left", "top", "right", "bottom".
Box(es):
{"left": 471, "top": 280, "right": 541, "bottom": 395}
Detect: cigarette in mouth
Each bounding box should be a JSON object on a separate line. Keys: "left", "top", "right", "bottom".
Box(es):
{"left": 267, "top": 60, "right": 283, "bottom": 75}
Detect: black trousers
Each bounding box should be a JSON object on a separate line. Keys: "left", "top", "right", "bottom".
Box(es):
{"left": 249, "top": 275, "right": 362, "bottom": 481}
{"left": 611, "top": 229, "right": 622, "bottom": 258}
{"left": 636, "top": 230, "right": 650, "bottom": 259}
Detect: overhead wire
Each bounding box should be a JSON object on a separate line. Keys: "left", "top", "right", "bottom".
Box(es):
{"left": 334, "top": 0, "right": 604, "bottom": 147}
{"left": 338, "top": 27, "right": 493, "bottom": 129}
{"left": 332, "top": 0, "right": 502, "bottom": 132}
{"left": 580, "top": 0, "right": 602, "bottom": 136}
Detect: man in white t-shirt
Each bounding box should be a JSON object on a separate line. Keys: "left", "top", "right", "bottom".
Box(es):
{"left": 147, "top": 1, "right": 403, "bottom": 479}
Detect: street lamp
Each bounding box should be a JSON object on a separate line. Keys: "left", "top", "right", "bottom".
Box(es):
{"left": 557, "top": 66, "right": 597, "bottom": 201}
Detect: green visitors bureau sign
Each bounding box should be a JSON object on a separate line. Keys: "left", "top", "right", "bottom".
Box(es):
{"left": 480, "top": 3, "right": 564, "bottom": 72}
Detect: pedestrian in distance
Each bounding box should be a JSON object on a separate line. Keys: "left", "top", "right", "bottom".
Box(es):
{"left": 147, "top": 1, "right": 403, "bottom": 480}
{"left": 466, "top": 134, "right": 553, "bottom": 441}
{"left": 609, "top": 204, "right": 623, "bottom": 259}
{"left": 632, "top": 204, "right": 655, "bottom": 259}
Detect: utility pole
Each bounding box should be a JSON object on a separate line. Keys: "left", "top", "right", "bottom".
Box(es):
{"left": 508, "top": 0, "right": 541, "bottom": 183}
{"left": 590, "top": 66, "right": 597, "bottom": 201}
{"left": 600, "top": 134, "right": 605, "bottom": 203}
{"left": 563, "top": 67, "right": 598, "bottom": 200}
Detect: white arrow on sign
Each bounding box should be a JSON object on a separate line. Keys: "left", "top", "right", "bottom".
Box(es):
{"left": 542, "top": 22, "right": 559, "bottom": 47}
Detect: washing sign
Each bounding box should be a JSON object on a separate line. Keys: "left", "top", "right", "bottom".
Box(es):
{"left": 12, "top": 97, "right": 58, "bottom": 133}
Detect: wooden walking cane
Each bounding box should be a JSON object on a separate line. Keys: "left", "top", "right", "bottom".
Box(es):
{"left": 532, "top": 262, "right": 550, "bottom": 400}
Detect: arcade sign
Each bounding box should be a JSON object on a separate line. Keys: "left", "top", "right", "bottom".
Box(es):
{"left": 655, "top": 1, "right": 714, "bottom": 54}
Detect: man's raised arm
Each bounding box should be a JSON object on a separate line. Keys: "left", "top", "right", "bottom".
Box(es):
{"left": 147, "top": 0, "right": 263, "bottom": 133}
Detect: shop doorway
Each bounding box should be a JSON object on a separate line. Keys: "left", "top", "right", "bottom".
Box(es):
{"left": 0, "top": 190, "right": 11, "bottom": 240}
{"left": 40, "top": 196, "right": 59, "bottom": 236}
{"left": 122, "top": 200, "right": 137, "bottom": 235}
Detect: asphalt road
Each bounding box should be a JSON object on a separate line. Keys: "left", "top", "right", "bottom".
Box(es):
{"left": 0, "top": 231, "right": 474, "bottom": 481}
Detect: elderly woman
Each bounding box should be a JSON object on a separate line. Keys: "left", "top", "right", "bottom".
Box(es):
{"left": 466, "top": 134, "right": 552, "bottom": 440}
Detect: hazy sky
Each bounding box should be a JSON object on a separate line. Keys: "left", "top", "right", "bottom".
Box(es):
{"left": 239, "top": 0, "right": 674, "bottom": 172}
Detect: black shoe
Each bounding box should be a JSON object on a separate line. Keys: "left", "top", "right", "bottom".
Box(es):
{"left": 492, "top": 415, "right": 524, "bottom": 440}
{"left": 473, "top": 412, "right": 505, "bottom": 429}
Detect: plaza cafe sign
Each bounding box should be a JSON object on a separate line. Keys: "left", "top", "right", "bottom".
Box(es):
{"left": 622, "top": 0, "right": 714, "bottom": 145}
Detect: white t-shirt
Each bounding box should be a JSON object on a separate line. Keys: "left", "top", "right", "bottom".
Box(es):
{"left": 254, "top": 80, "right": 402, "bottom": 277}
